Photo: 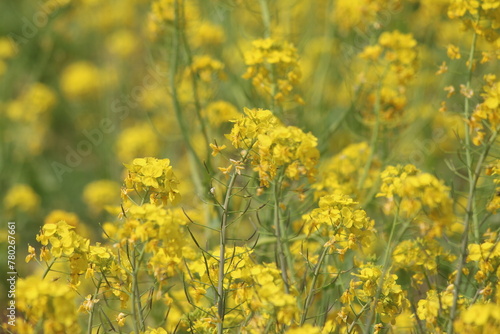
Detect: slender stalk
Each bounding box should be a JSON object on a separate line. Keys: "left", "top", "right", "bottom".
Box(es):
{"left": 130, "top": 239, "right": 147, "bottom": 333}
{"left": 258, "top": 0, "right": 271, "bottom": 38}
{"left": 273, "top": 174, "right": 290, "bottom": 294}
{"left": 358, "top": 73, "right": 383, "bottom": 190}
{"left": 217, "top": 170, "right": 239, "bottom": 334}
{"left": 87, "top": 277, "right": 102, "bottom": 334}
{"left": 170, "top": 0, "right": 204, "bottom": 193}
{"left": 364, "top": 204, "right": 400, "bottom": 330}
{"left": 131, "top": 246, "right": 141, "bottom": 334}
{"left": 177, "top": 0, "right": 211, "bottom": 162}
{"left": 462, "top": 31, "right": 479, "bottom": 243}
{"left": 42, "top": 258, "right": 57, "bottom": 279}
{"left": 447, "top": 25, "right": 479, "bottom": 333}
{"left": 300, "top": 246, "right": 329, "bottom": 325}
{"left": 258, "top": 0, "right": 282, "bottom": 115}
{"left": 348, "top": 301, "right": 371, "bottom": 334}
{"left": 448, "top": 130, "right": 497, "bottom": 333}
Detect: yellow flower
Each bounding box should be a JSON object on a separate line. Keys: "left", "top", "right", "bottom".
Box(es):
{"left": 25, "top": 245, "right": 36, "bottom": 263}
{"left": 115, "top": 123, "right": 161, "bottom": 163}
{"left": 60, "top": 61, "right": 102, "bottom": 100}
{"left": 44, "top": 210, "right": 80, "bottom": 227}
{"left": 124, "top": 157, "right": 181, "bottom": 206}
{"left": 16, "top": 275, "right": 80, "bottom": 333}
{"left": 187, "top": 55, "right": 225, "bottom": 83}
{"left": 5, "top": 83, "right": 56, "bottom": 123}
{"left": 82, "top": 180, "right": 121, "bottom": 214}
{"left": 314, "top": 142, "right": 380, "bottom": 200}
{"left": 447, "top": 44, "right": 461, "bottom": 59}
{"left": 203, "top": 100, "right": 240, "bottom": 126}
{"left": 243, "top": 38, "right": 302, "bottom": 103}
{"left": 3, "top": 184, "right": 40, "bottom": 214}
{"left": 226, "top": 108, "right": 319, "bottom": 187}
{"left": 209, "top": 143, "right": 227, "bottom": 156}
{"left": 106, "top": 29, "right": 138, "bottom": 57}
{"left": 470, "top": 77, "right": 500, "bottom": 146}
{"left": 116, "top": 312, "right": 127, "bottom": 327}
{"left": 78, "top": 294, "right": 100, "bottom": 313}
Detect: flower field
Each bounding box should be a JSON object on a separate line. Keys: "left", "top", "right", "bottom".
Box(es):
{"left": 1, "top": 0, "right": 500, "bottom": 333}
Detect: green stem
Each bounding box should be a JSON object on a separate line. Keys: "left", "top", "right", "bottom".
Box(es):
{"left": 448, "top": 130, "right": 497, "bottom": 333}
{"left": 178, "top": 0, "right": 211, "bottom": 165}
{"left": 42, "top": 258, "right": 57, "bottom": 279}
{"left": 300, "top": 246, "right": 329, "bottom": 325}
{"left": 358, "top": 74, "right": 383, "bottom": 191}
{"left": 217, "top": 169, "right": 240, "bottom": 334}
{"left": 171, "top": 0, "right": 204, "bottom": 194}
{"left": 348, "top": 301, "right": 371, "bottom": 334}
{"left": 131, "top": 244, "right": 147, "bottom": 332}
{"left": 364, "top": 204, "right": 400, "bottom": 330}
{"left": 273, "top": 173, "right": 290, "bottom": 294}
{"left": 462, "top": 31, "right": 479, "bottom": 244}
{"left": 87, "top": 277, "right": 103, "bottom": 334}
{"left": 258, "top": 0, "right": 271, "bottom": 38}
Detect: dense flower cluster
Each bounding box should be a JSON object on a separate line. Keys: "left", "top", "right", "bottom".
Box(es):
{"left": 357, "top": 30, "right": 418, "bottom": 123}
{"left": 186, "top": 246, "right": 299, "bottom": 332}
{"left": 243, "top": 38, "right": 302, "bottom": 104}
{"left": 341, "top": 263, "right": 409, "bottom": 324}
{"left": 123, "top": 157, "right": 181, "bottom": 206}
{"left": 377, "top": 164, "right": 457, "bottom": 237}
{"left": 187, "top": 55, "right": 225, "bottom": 83}
{"left": 15, "top": 276, "right": 79, "bottom": 334}
{"left": 470, "top": 75, "right": 500, "bottom": 145}
{"left": 448, "top": 0, "right": 500, "bottom": 43}
{"left": 4, "top": 82, "right": 56, "bottom": 155}
{"left": 417, "top": 287, "right": 461, "bottom": 329}
{"left": 302, "top": 192, "right": 375, "bottom": 259}
{"left": 226, "top": 108, "right": 319, "bottom": 187}
{"left": 392, "top": 238, "right": 456, "bottom": 284}
{"left": 314, "top": 142, "right": 380, "bottom": 200}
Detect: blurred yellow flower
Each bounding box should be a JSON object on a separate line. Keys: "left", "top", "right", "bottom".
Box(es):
{"left": 60, "top": 61, "right": 102, "bottom": 100}
{"left": 4, "top": 184, "right": 40, "bottom": 214}
{"left": 82, "top": 179, "right": 121, "bottom": 213}
{"left": 115, "top": 123, "right": 161, "bottom": 163}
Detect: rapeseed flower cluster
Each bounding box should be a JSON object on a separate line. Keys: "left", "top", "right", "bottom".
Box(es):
{"left": 243, "top": 38, "right": 303, "bottom": 104}
{"left": 123, "top": 157, "right": 181, "bottom": 206}
{"left": 226, "top": 108, "right": 319, "bottom": 187}
{"left": 356, "top": 30, "right": 418, "bottom": 124}
{"left": 314, "top": 142, "right": 380, "bottom": 200}
{"left": 378, "top": 164, "right": 457, "bottom": 237}
{"left": 470, "top": 75, "right": 500, "bottom": 145}
{"left": 302, "top": 192, "right": 375, "bottom": 259}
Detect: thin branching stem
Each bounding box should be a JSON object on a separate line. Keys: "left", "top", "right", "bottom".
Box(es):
{"left": 217, "top": 169, "right": 239, "bottom": 334}
{"left": 448, "top": 130, "right": 497, "bottom": 333}
{"left": 87, "top": 277, "right": 102, "bottom": 334}
{"left": 365, "top": 203, "right": 400, "bottom": 330}
{"left": 301, "top": 245, "right": 329, "bottom": 325}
